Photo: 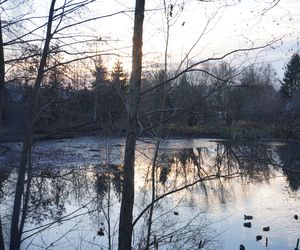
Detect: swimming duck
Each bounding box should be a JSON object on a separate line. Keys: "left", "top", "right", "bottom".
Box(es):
{"left": 244, "top": 215, "right": 253, "bottom": 220}
{"left": 244, "top": 222, "right": 251, "bottom": 228}
{"left": 97, "top": 228, "right": 104, "bottom": 236}
{"left": 256, "top": 235, "right": 262, "bottom": 241}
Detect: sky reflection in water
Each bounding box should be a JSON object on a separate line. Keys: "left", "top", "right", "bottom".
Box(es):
{"left": 0, "top": 137, "right": 299, "bottom": 249}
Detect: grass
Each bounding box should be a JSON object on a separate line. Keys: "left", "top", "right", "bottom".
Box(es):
{"left": 162, "top": 120, "right": 299, "bottom": 140}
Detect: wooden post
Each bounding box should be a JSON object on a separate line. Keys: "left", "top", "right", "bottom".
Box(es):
{"left": 266, "top": 237, "right": 268, "bottom": 247}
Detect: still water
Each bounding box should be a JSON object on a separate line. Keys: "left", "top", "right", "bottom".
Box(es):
{"left": 0, "top": 136, "right": 300, "bottom": 249}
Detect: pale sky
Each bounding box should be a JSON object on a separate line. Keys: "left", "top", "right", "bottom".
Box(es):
{"left": 16, "top": 0, "right": 300, "bottom": 78}
{"left": 98, "top": 0, "right": 299, "bottom": 79}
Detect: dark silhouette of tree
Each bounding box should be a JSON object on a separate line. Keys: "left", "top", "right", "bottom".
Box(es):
{"left": 0, "top": 18, "right": 5, "bottom": 128}
{"left": 91, "top": 56, "right": 109, "bottom": 122}
{"left": 38, "top": 46, "right": 68, "bottom": 130}
{"left": 110, "top": 59, "right": 128, "bottom": 122}
{"left": 0, "top": 0, "right": 40, "bottom": 128}
{"left": 111, "top": 60, "right": 128, "bottom": 92}
{"left": 9, "top": 1, "right": 57, "bottom": 249}
{"left": 280, "top": 53, "right": 300, "bottom": 98}
{"left": 277, "top": 143, "right": 300, "bottom": 191}
{"left": 118, "top": 0, "right": 145, "bottom": 249}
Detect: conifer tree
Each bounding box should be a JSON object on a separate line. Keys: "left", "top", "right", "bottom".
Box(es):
{"left": 111, "top": 59, "right": 128, "bottom": 91}
{"left": 110, "top": 60, "right": 128, "bottom": 121}
{"left": 281, "top": 53, "right": 300, "bottom": 98}
{"left": 91, "top": 56, "right": 108, "bottom": 122}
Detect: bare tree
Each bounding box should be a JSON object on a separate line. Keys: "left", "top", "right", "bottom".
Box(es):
{"left": 118, "top": 0, "right": 145, "bottom": 249}
{"left": 116, "top": 0, "right": 282, "bottom": 248}
{"left": 6, "top": 2, "right": 137, "bottom": 247}
{"left": 0, "top": 216, "right": 4, "bottom": 250}
{"left": 0, "top": 18, "right": 4, "bottom": 128}
{"left": 0, "top": 0, "right": 286, "bottom": 249}
{"left": 9, "top": 1, "right": 57, "bottom": 249}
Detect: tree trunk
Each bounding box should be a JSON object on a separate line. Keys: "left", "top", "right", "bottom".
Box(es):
{"left": 9, "top": 1, "right": 56, "bottom": 249}
{"left": 146, "top": 140, "right": 160, "bottom": 249}
{"left": 93, "top": 93, "right": 98, "bottom": 122}
{"left": 118, "top": 0, "right": 145, "bottom": 249}
{"left": 9, "top": 135, "right": 31, "bottom": 250}
{"left": 0, "top": 216, "right": 5, "bottom": 250}
{"left": 0, "top": 18, "right": 5, "bottom": 128}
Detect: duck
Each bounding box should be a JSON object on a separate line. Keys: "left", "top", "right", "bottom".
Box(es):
{"left": 263, "top": 226, "right": 270, "bottom": 232}
{"left": 256, "top": 235, "right": 262, "bottom": 241}
{"left": 243, "top": 222, "right": 251, "bottom": 228}
{"left": 240, "top": 244, "right": 245, "bottom": 250}
{"left": 294, "top": 215, "right": 298, "bottom": 220}
{"left": 244, "top": 215, "right": 253, "bottom": 220}
{"left": 97, "top": 228, "right": 104, "bottom": 236}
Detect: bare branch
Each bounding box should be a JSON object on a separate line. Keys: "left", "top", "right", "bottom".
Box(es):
{"left": 141, "top": 39, "right": 281, "bottom": 96}
{"left": 54, "top": 9, "right": 135, "bottom": 34}
{"left": 132, "top": 172, "right": 243, "bottom": 227}
{"left": 261, "top": 0, "right": 281, "bottom": 16}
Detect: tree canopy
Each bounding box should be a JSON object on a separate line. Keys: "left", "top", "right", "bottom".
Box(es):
{"left": 281, "top": 53, "right": 300, "bottom": 98}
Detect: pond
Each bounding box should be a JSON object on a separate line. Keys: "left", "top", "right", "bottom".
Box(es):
{"left": 0, "top": 136, "right": 300, "bottom": 249}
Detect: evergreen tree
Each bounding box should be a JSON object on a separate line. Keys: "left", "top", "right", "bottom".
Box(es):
{"left": 111, "top": 59, "right": 127, "bottom": 91}
{"left": 281, "top": 53, "right": 300, "bottom": 98}
{"left": 39, "top": 45, "right": 67, "bottom": 129}
{"left": 92, "top": 56, "right": 109, "bottom": 89}
{"left": 91, "top": 56, "right": 109, "bottom": 122}
{"left": 109, "top": 60, "right": 128, "bottom": 121}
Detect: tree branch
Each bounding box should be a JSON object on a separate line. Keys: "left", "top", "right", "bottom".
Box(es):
{"left": 141, "top": 40, "right": 280, "bottom": 96}
{"left": 132, "top": 172, "right": 242, "bottom": 227}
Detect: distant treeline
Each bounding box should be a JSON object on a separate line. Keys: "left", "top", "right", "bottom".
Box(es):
{"left": 2, "top": 53, "right": 300, "bottom": 140}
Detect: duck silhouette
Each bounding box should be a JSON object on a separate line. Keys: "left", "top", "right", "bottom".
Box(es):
{"left": 263, "top": 226, "right": 270, "bottom": 232}
{"left": 244, "top": 215, "right": 253, "bottom": 220}
{"left": 240, "top": 244, "right": 245, "bottom": 250}
{"left": 256, "top": 235, "right": 262, "bottom": 241}
{"left": 244, "top": 222, "right": 251, "bottom": 228}
{"left": 97, "top": 228, "right": 104, "bottom": 236}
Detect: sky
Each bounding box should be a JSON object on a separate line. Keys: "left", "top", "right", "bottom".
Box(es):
{"left": 16, "top": 0, "right": 300, "bottom": 79}
{"left": 86, "top": 0, "right": 299, "bottom": 76}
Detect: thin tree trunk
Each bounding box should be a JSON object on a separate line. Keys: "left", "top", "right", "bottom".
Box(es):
{"left": 0, "top": 216, "right": 5, "bottom": 250}
{"left": 118, "top": 0, "right": 145, "bottom": 249}
{"left": 107, "top": 179, "right": 112, "bottom": 250}
{"left": 93, "top": 93, "right": 98, "bottom": 122}
{"left": 163, "top": 0, "right": 169, "bottom": 83}
{"left": 146, "top": 140, "right": 160, "bottom": 249}
{"left": 0, "top": 18, "right": 5, "bottom": 128}
{"left": 9, "top": 137, "right": 31, "bottom": 250}
{"left": 146, "top": 4, "right": 169, "bottom": 245}
{"left": 9, "top": 1, "right": 56, "bottom": 249}
{"left": 18, "top": 144, "right": 33, "bottom": 240}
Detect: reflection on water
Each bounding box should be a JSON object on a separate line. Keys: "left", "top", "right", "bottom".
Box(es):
{"left": 277, "top": 143, "right": 300, "bottom": 191}
{"left": 0, "top": 137, "right": 300, "bottom": 249}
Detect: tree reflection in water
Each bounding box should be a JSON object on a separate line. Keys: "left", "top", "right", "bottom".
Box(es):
{"left": 153, "top": 141, "right": 299, "bottom": 206}
{"left": 277, "top": 142, "right": 300, "bottom": 191}
{"left": 0, "top": 139, "right": 299, "bottom": 249}
{"left": 0, "top": 167, "right": 12, "bottom": 201}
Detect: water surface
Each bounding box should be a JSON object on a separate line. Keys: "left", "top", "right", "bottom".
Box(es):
{"left": 0, "top": 137, "right": 299, "bottom": 249}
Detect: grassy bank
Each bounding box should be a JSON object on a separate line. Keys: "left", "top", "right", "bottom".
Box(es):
{"left": 161, "top": 121, "right": 300, "bottom": 140}
{"left": 1, "top": 120, "right": 299, "bottom": 143}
